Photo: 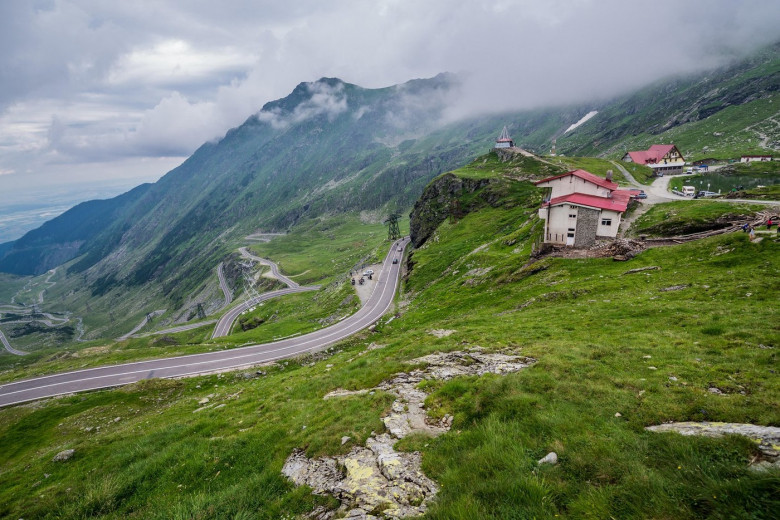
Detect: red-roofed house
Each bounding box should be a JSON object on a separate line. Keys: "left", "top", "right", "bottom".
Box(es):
{"left": 535, "top": 170, "right": 635, "bottom": 247}
{"left": 622, "top": 144, "right": 685, "bottom": 175}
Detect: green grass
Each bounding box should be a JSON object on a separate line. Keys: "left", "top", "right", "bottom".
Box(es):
{"left": 453, "top": 151, "right": 564, "bottom": 180}
{"left": 604, "top": 96, "right": 780, "bottom": 163}
{"left": 0, "top": 273, "right": 29, "bottom": 302}
{"left": 0, "top": 170, "right": 778, "bottom": 518}
{"left": 632, "top": 201, "right": 771, "bottom": 236}
{"left": 225, "top": 281, "right": 359, "bottom": 342}
{"left": 0, "top": 215, "right": 396, "bottom": 381}
{"left": 722, "top": 161, "right": 780, "bottom": 176}
{"left": 734, "top": 184, "right": 780, "bottom": 200}
{"left": 621, "top": 162, "right": 657, "bottom": 185}
{"left": 245, "top": 214, "right": 394, "bottom": 285}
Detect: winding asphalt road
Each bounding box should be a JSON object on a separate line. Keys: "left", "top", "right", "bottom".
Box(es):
{"left": 210, "top": 248, "right": 317, "bottom": 337}
{"left": 0, "top": 328, "right": 28, "bottom": 356}
{"left": 238, "top": 247, "right": 300, "bottom": 288}
{"left": 0, "top": 238, "right": 409, "bottom": 407}
{"left": 216, "top": 262, "right": 233, "bottom": 308}
{"left": 210, "top": 286, "right": 318, "bottom": 338}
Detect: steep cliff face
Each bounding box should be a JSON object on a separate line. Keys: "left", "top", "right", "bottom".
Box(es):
{"left": 409, "top": 150, "right": 562, "bottom": 248}
{"left": 409, "top": 173, "right": 494, "bottom": 248}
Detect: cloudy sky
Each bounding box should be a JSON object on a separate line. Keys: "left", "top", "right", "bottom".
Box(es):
{"left": 1, "top": 0, "right": 778, "bottom": 200}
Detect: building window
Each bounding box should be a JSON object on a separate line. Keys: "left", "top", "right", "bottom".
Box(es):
{"left": 601, "top": 218, "right": 612, "bottom": 226}
{"left": 569, "top": 213, "right": 576, "bottom": 219}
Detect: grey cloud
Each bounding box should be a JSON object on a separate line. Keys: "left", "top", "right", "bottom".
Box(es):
{"left": 256, "top": 81, "right": 349, "bottom": 129}
{"left": 0, "top": 0, "right": 778, "bottom": 187}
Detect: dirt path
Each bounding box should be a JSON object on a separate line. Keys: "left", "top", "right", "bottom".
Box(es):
{"left": 746, "top": 115, "right": 778, "bottom": 149}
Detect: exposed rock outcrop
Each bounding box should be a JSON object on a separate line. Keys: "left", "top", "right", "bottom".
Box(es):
{"left": 408, "top": 173, "right": 494, "bottom": 248}
{"left": 52, "top": 449, "right": 75, "bottom": 462}
{"left": 282, "top": 348, "right": 536, "bottom": 519}
{"left": 646, "top": 422, "right": 780, "bottom": 467}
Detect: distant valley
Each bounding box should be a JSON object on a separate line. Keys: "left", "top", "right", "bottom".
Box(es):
{"left": 0, "top": 178, "right": 168, "bottom": 243}
{"left": 0, "top": 41, "right": 777, "bottom": 348}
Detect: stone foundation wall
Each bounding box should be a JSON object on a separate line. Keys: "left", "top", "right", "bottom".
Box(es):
{"left": 574, "top": 207, "right": 599, "bottom": 248}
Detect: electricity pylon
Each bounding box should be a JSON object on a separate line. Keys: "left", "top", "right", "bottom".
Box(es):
{"left": 384, "top": 213, "right": 401, "bottom": 240}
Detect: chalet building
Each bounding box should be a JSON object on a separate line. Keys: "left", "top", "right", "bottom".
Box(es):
{"left": 622, "top": 144, "right": 685, "bottom": 175}
{"left": 740, "top": 155, "right": 773, "bottom": 163}
{"left": 495, "top": 126, "right": 514, "bottom": 149}
{"left": 535, "top": 169, "right": 637, "bottom": 247}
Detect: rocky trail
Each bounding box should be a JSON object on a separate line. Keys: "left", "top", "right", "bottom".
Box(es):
{"left": 283, "top": 347, "right": 535, "bottom": 519}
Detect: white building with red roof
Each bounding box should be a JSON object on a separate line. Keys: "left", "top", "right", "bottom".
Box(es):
{"left": 622, "top": 144, "right": 685, "bottom": 176}
{"left": 535, "top": 169, "right": 638, "bottom": 247}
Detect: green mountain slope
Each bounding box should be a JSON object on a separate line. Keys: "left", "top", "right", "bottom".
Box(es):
{"left": 0, "top": 154, "right": 776, "bottom": 519}
{"left": 2, "top": 42, "right": 779, "bottom": 341}
{"left": 556, "top": 42, "right": 780, "bottom": 159}
{"left": 0, "top": 184, "right": 151, "bottom": 276}
{"left": 1, "top": 74, "right": 515, "bottom": 338}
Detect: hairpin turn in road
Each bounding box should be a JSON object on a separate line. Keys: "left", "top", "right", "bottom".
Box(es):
{"left": 0, "top": 238, "right": 410, "bottom": 408}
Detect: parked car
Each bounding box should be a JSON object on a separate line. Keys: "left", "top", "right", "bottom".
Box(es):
{"left": 635, "top": 190, "right": 647, "bottom": 199}
{"left": 363, "top": 269, "right": 374, "bottom": 276}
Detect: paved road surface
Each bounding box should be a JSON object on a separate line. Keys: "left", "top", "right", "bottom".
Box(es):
{"left": 216, "top": 262, "right": 233, "bottom": 308}
{"left": 137, "top": 319, "right": 218, "bottom": 337}
{"left": 129, "top": 248, "right": 310, "bottom": 339}
{"left": 211, "top": 286, "right": 318, "bottom": 338}
{"left": 0, "top": 328, "right": 27, "bottom": 356}
{"left": 239, "top": 247, "right": 300, "bottom": 288}
{"left": 211, "top": 249, "right": 320, "bottom": 337}
{"left": 117, "top": 309, "right": 166, "bottom": 341}
{"left": 0, "top": 238, "right": 409, "bottom": 407}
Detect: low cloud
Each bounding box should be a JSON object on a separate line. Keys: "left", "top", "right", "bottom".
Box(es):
{"left": 1, "top": 0, "right": 778, "bottom": 186}
{"left": 256, "top": 81, "right": 349, "bottom": 130}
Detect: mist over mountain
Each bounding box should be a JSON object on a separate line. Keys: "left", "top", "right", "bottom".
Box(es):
{"left": 1, "top": 74, "right": 494, "bottom": 310}
{"left": 0, "top": 41, "right": 777, "bottom": 335}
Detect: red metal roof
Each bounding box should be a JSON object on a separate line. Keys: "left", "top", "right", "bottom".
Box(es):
{"left": 611, "top": 189, "right": 636, "bottom": 203}
{"left": 535, "top": 169, "right": 618, "bottom": 191}
{"left": 544, "top": 192, "right": 628, "bottom": 213}
{"left": 626, "top": 144, "right": 678, "bottom": 165}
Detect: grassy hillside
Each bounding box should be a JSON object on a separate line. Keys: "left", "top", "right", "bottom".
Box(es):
{"left": 3, "top": 41, "right": 778, "bottom": 345}
{"left": 1, "top": 160, "right": 777, "bottom": 519}
{"left": 0, "top": 214, "right": 395, "bottom": 369}
{"left": 558, "top": 43, "right": 780, "bottom": 161}
{"left": 632, "top": 201, "right": 769, "bottom": 236}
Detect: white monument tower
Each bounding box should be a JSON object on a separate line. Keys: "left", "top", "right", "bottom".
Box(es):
{"left": 495, "top": 126, "right": 514, "bottom": 149}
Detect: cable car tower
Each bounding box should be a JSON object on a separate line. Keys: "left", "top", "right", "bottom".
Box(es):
{"left": 384, "top": 213, "right": 401, "bottom": 240}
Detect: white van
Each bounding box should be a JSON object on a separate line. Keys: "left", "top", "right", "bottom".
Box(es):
{"left": 682, "top": 186, "right": 696, "bottom": 196}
